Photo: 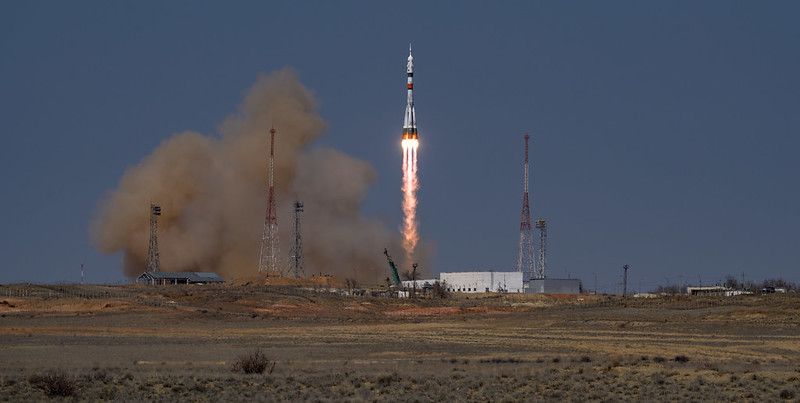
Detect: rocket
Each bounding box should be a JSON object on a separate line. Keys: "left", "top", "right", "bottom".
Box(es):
{"left": 402, "top": 44, "right": 418, "bottom": 140}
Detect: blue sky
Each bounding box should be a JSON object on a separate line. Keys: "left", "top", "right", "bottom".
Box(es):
{"left": 1, "top": 1, "right": 798, "bottom": 291}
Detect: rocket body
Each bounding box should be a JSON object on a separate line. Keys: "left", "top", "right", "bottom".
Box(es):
{"left": 402, "top": 45, "right": 418, "bottom": 140}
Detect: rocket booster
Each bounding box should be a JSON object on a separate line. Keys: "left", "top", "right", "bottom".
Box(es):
{"left": 402, "top": 44, "right": 418, "bottom": 140}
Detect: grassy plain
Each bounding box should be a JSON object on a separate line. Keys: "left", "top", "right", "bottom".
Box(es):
{"left": 1, "top": 284, "right": 799, "bottom": 401}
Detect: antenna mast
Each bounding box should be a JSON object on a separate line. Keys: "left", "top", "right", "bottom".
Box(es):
{"left": 516, "top": 134, "right": 536, "bottom": 279}
{"left": 535, "top": 219, "right": 547, "bottom": 279}
{"left": 258, "top": 127, "right": 280, "bottom": 275}
{"left": 290, "top": 200, "right": 304, "bottom": 278}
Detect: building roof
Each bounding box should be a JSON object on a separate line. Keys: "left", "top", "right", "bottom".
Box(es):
{"left": 138, "top": 271, "right": 224, "bottom": 282}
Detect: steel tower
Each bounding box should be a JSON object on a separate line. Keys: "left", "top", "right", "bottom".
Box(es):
{"left": 258, "top": 127, "right": 280, "bottom": 275}
{"left": 289, "top": 200, "right": 304, "bottom": 278}
{"left": 535, "top": 219, "right": 547, "bottom": 279}
{"left": 147, "top": 203, "right": 162, "bottom": 273}
{"left": 516, "top": 134, "right": 536, "bottom": 279}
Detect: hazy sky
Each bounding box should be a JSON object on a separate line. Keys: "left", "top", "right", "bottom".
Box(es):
{"left": 1, "top": 1, "right": 798, "bottom": 291}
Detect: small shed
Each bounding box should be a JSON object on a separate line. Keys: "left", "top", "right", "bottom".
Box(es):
{"left": 136, "top": 271, "right": 224, "bottom": 285}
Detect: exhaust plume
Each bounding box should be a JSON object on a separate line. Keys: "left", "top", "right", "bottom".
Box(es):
{"left": 92, "top": 69, "right": 427, "bottom": 282}
{"left": 401, "top": 139, "right": 419, "bottom": 265}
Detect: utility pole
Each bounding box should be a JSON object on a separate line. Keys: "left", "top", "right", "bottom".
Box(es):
{"left": 411, "top": 263, "right": 418, "bottom": 298}
{"left": 622, "top": 264, "right": 629, "bottom": 297}
{"left": 593, "top": 272, "right": 598, "bottom": 295}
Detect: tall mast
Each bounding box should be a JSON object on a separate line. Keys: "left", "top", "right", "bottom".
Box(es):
{"left": 516, "top": 134, "right": 535, "bottom": 279}
{"left": 147, "top": 203, "right": 162, "bottom": 273}
{"left": 258, "top": 127, "right": 280, "bottom": 274}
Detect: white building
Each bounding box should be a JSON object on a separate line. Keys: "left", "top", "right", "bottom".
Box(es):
{"left": 686, "top": 286, "right": 753, "bottom": 296}
{"left": 525, "top": 278, "right": 582, "bottom": 294}
{"left": 439, "top": 271, "right": 523, "bottom": 293}
{"left": 401, "top": 279, "right": 438, "bottom": 289}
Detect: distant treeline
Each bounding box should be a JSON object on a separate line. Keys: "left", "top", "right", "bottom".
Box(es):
{"left": 652, "top": 276, "right": 797, "bottom": 295}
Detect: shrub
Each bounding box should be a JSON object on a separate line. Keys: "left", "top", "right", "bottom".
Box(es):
{"left": 479, "top": 357, "right": 523, "bottom": 364}
{"left": 674, "top": 355, "right": 690, "bottom": 363}
{"left": 780, "top": 389, "right": 795, "bottom": 399}
{"left": 377, "top": 373, "right": 397, "bottom": 387}
{"left": 653, "top": 356, "right": 666, "bottom": 363}
{"left": 92, "top": 369, "right": 110, "bottom": 383}
{"left": 431, "top": 281, "right": 451, "bottom": 299}
{"left": 580, "top": 356, "right": 592, "bottom": 363}
{"left": 28, "top": 370, "right": 77, "bottom": 397}
{"left": 232, "top": 349, "right": 274, "bottom": 374}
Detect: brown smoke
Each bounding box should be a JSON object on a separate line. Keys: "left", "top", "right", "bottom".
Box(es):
{"left": 92, "top": 69, "right": 429, "bottom": 283}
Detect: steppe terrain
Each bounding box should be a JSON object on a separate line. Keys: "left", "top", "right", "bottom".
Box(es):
{"left": 1, "top": 284, "right": 799, "bottom": 401}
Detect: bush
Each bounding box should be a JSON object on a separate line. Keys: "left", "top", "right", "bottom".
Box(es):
{"left": 28, "top": 370, "right": 77, "bottom": 397}
{"left": 674, "top": 355, "right": 690, "bottom": 363}
{"left": 431, "top": 281, "right": 450, "bottom": 299}
{"left": 580, "top": 356, "right": 592, "bottom": 363}
{"left": 780, "top": 389, "right": 795, "bottom": 399}
{"left": 376, "top": 373, "right": 397, "bottom": 387}
{"left": 232, "top": 349, "right": 274, "bottom": 374}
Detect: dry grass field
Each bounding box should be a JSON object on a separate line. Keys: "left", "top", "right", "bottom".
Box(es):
{"left": 1, "top": 284, "right": 799, "bottom": 401}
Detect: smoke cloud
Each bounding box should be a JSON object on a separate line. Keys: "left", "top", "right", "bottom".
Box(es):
{"left": 92, "top": 69, "right": 428, "bottom": 282}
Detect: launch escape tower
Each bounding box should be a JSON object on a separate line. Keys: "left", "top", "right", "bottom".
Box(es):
{"left": 146, "top": 203, "right": 162, "bottom": 273}
{"left": 290, "top": 201, "right": 304, "bottom": 278}
{"left": 535, "top": 219, "right": 547, "bottom": 279}
{"left": 258, "top": 127, "right": 280, "bottom": 275}
{"left": 516, "top": 134, "right": 536, "bottom": 279}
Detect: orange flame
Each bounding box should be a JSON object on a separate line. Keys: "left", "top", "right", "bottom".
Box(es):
{"left": 401, "top": 139, "right": 419, "bottom": 264}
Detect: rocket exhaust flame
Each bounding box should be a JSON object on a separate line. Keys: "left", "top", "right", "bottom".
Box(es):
{"left": 401, "top": 139, "right": 419, "bottom": 263}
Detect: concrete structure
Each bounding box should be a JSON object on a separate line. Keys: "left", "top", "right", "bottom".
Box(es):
{"left": 401, "top": 279, "right": 438, "bottom": 289}
{"left": 525, "top": 278, "right": 582, "bottom": 294}
{"left": 136, "top": 271, "right": 224, "bottom": 285}
{"left": 440, "top": 271, "right": 523, "bottom": 293}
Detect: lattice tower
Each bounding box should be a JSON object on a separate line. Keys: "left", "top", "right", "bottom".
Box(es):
{"left": 290, "top": 201, "right": 304, "bottom": 278}
{"left": 258, "top": 127, "right": 280, "bottom": 275}
{"left": 147, "top": 203, "right": 162, "bottom": 273}
{"left": 516, "top": 134, "right": 536, "bottom": 279}
{"left": 535, "top": 219, "right": 547, "bottom": 279}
